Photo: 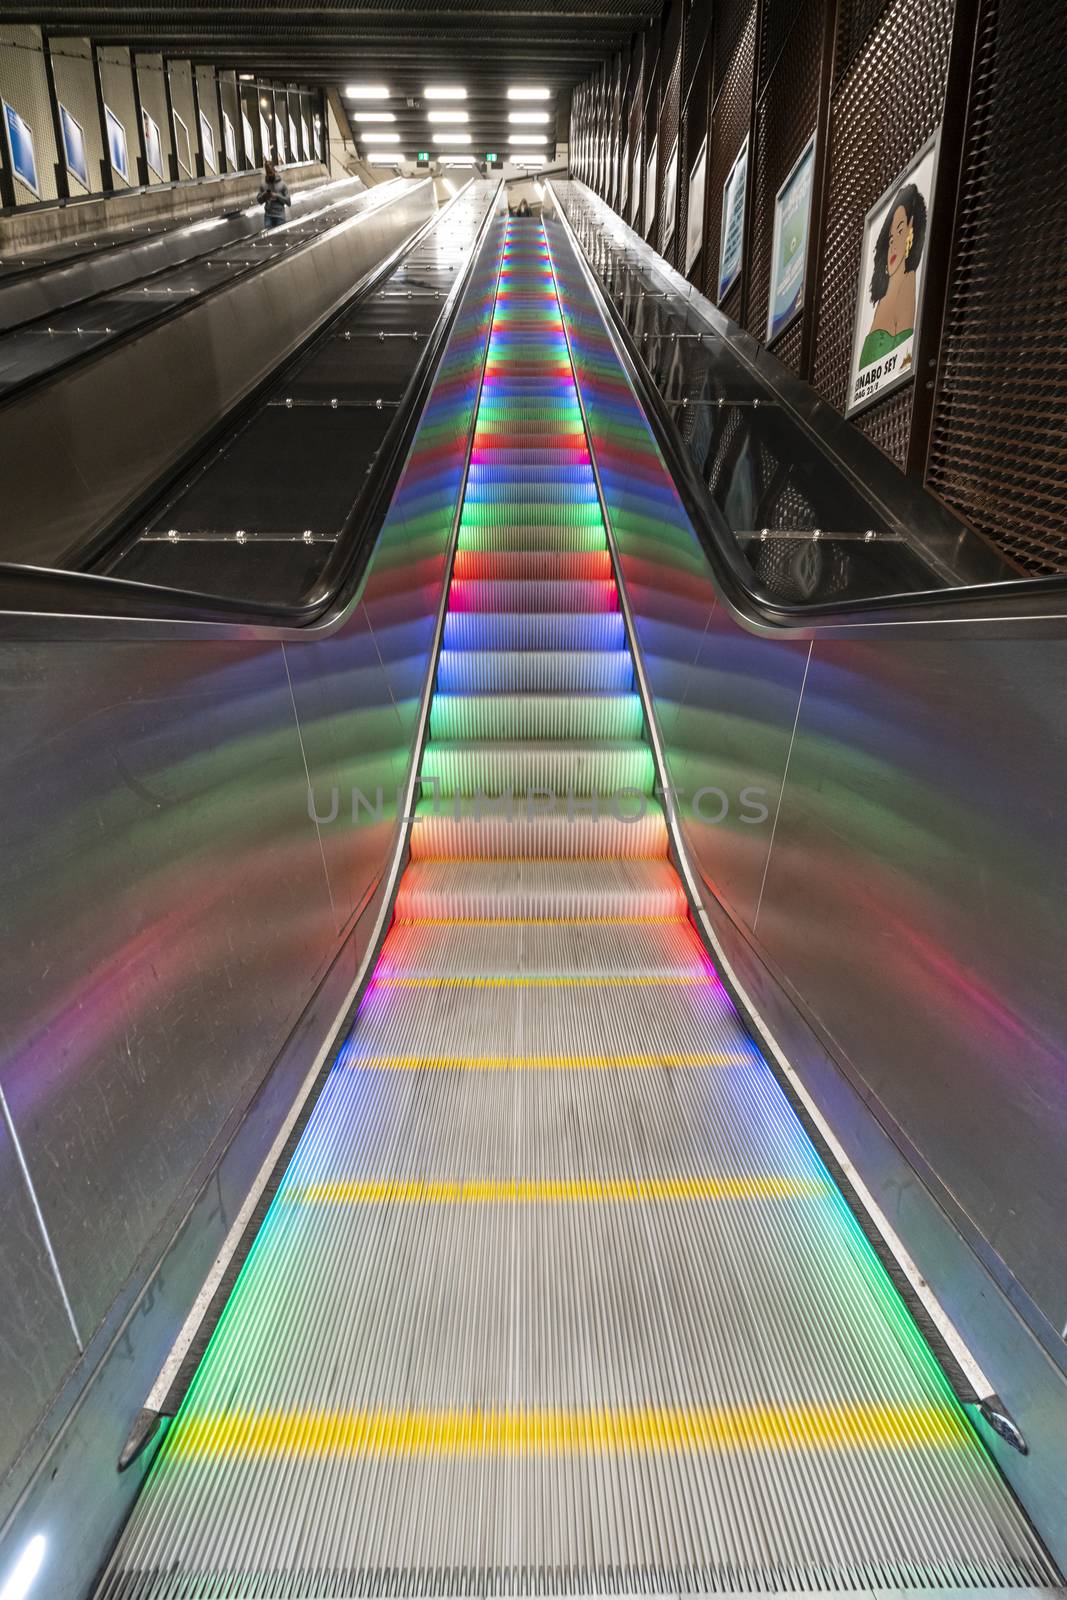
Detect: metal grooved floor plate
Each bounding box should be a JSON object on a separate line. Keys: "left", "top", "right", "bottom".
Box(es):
{"left": 97, "top": 220, "right": 1058, "bottom": 1600}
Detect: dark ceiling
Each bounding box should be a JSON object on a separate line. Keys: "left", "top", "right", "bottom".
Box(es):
{"left": 19, "top": 1, "right": 655, "bottom": 161}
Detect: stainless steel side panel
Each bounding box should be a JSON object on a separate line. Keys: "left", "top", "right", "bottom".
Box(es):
{"left": 0, "top": 180, "right": 436, "bottom": 568}
{"left": 547, "top": 212, "right": 1067, "bottom": 1562}
{"left": 0, "top": 189, "right": 503, "bottom": 1598}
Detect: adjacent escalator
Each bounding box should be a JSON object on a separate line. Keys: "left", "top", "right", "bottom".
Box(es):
{"left": 95, "top": 217, "right": 1057, "bottom": 1598}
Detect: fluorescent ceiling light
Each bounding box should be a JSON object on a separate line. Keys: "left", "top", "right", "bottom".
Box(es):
{"left": 427, "top": 109, "right": 468, "bottom": 123}
{"left": 0, "top": 1536, "right": 46, "bottom": 1600}
{"left": 353, "top": 111, "right": 395, "bottom": 123}
{"left": 433, "top": 131, "right": 471, "bottom": 144}
{"left": 424, "top": 85, "right": 467, "bottom": 100}
{"left": 366, "top": 151, "right": 403, "bottom": 163}
{"left": 507, "top": 86, "right": 551, "bottom": 101}
{"left": 238, "top": 73, "right": 254, "bottom": 82}
{"left": 508, "top": 134, "right": 547, "bottom": 146}
{"left": 345, "top": 83, "right": 389, "bottom": 99}
{"left": 363, "top": 131, "right": 399, "bottom": 143}
{"left": 508, "top": 111, "right": 550, "bottom": 124}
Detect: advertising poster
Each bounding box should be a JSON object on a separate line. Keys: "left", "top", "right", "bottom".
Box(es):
{"left": 223, "top": 111, "right": 237, "bottom": 171}
{"left": 142, "top": 108, "right": 164, "bottom": 179}
{"left": 767, "top": 132, "right": 815, "bottom": 342}
{"left": 631, "top": 147, "right": 640, "bottom": 226}
{"left": 619, "top": 138, "right": 629, "bottom": 215}
{"left": 644, "top": 139, "right": 657, "bottom": 238}
{"left": 104, "top": 105, "right": 129, "bottom": 183}
{"left": 717, "top": 135, "right": 748, "bottom": 302}
{"left": 685, "top": 136, "right": 707, "bottom": 275}
{"left": 289, "top": 115, "right": 299, "bottom": 161}
{"left": 242, "top": 111, "right": 255, "bottom": 166}
{"left": 200, "top": 112, "right": 216, "bottom": 173}
{"left": 59, "top": 104, "right": 89, "bottom": 191}
{"left": 3, "top": 102, "right": 39, "bottom": 197}
{"left": 260, "top": 114, "right": 271, "bottom": 162}
{"left": 172, "top": 110, "right": 192, "bottom": 175}
{"left": 847, "top": 128, "right": 940, "bottom": 416}
{"left": 275, "top": 114, "right": 286, "bottom": 162}
{"left": 661, "top": 138, "right": 679, "bottom": 251}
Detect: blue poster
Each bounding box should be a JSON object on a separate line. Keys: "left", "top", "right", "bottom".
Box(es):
{"left": 142, "top": 108, "right": 164, "bottom": 179}
{"left": 767, "top": 133, "right": 815, "bottom": 341}
{"left": 104, "top": 105, "right": 129, "bottom": 182}
{"left": 59, "top": 104, "right": 89, "bottom": 190}
{"left": 717, "top": 135, "right": 748, "bottom": 303}
{"left": 3, "top": 102, "right": 39, "bottom": 198}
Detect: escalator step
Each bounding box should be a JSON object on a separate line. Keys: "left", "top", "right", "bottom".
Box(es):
{"left": 419, "top": 739, "right": 656, "bottom": 798}
{"left": 447, "top": 579, "right": 618, "bottom": 613}
{"left": 394, "top": 859, "right": 686, "bottom": 921}
{"left": 429, "top": 692, "right": 643, "bottom": 743}
{"left": 442, "top": 611, "right": 626, "bottom": 651}
{"left": 436, "top": 648, "right": 634, "bottom": 694}
{"left": 406, "top": 802, "right": 670, "bottom": 862}
{"left": 376, "top": 918, "right": 710, "bottom": 979}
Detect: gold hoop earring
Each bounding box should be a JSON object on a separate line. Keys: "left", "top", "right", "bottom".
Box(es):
{"left": 906, "top": 226, "right": 914, "bottom": 256}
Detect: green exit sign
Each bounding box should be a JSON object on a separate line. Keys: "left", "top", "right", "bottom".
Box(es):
{"left": 417, "top": 151, "right": 429, "bottom": 163}
{"left": 485, "top": 152, "right": 497, "bottom": 163}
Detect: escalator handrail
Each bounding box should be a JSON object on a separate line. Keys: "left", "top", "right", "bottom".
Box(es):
{"left": 0, "top": 180, "right": 504, "bottom": 631}
{"left": 546, "top": 181, "right": 1067, "bottom": 631}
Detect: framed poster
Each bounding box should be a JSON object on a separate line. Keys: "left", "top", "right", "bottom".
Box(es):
{"left": 301, "top": 118, "right": 310, "bottom": 163}
{"left": 685, "top": 136, "right": 707, "bottom": 275}
{"left": 661, "top": 138, "right": 679, "bottom": 252}
{"left": 274, "top": 114, "right": 286, "bottom": 162}
{"left": 242, "top": 111, "right": 255, "bottom": 166}
{"left": 847, "top": 128, "right": 940, "bottom": 415}
{"left": 223, "top": 111, "right": 237, "bottom": 171}
{"left": 172, "top": 110, "right": 192, "bottom": 175}
{"left": 630, "top": 147, "right": 641, "bottom": 225}
{"left": 288, "top": 114, "right": 299, "bottom": 160}
{"left": 767, "top": 131, "right": 815, "bottom": 342}
{"left": 199, "top": 112, "right": 216, "bottom": 173}
{"left": 142, "top": 108, "right": 164, "bottom": 179}
{"left": 644, "top": 139, "right": 657, "bottom": 237}
{"left": 619, "top": 138, "right": 629, "bottom": 214}
{"left": 104, "top": 105, "right": 129, "bottom": 184}
{"left": 259, "top": 113, "right": 271, "bottom": 161}
{"left": 3, "top": 102, "right": 40, "bottom": 197}
{"left": 58, "top": 103, "right": 89, "bottom": 191}
{"left": 717, "top": 135, "right": 748, "bottom": 302}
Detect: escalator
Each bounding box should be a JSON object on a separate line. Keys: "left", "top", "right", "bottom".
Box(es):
{"left": 95, "top": 218, "right": 1057, "bottom": 1596}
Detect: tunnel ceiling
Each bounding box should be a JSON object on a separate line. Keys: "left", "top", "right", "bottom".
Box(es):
{"left": 20, "top": 1, "right": 654, "bottom": 160}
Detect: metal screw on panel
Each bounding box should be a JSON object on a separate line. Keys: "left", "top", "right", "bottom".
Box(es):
{"left": 236, "top": 529, "right": 246, "bottom": 542}
{"left": 330, "top": 398, "right": 338, "bottom": 408}
{"left": 375, "top": 398, "right": 383, "bottom": 410}
{"left": 865, "top": 529, "right": 877, "bottom": 542}
{"left": 752, "top": 398, "right": 761, "bottom": 408}
{"left": 718, "top": 396, "right": 725, "bottom": 408}
{"left": 167, "top": 529, "right": 178, "bottom": 540}
{"left": 812, "top": 528, "right": 822, "bottom": 541}
{"left": 303, "top": 529, "right": 313, "bottom": 542}
{"left": 285, "top": 397, "right": 293, "bottom": 408}
{"left": 761, "top": 528, "right": 770, "bottom": 541}
{"left": 344, "top": 331, "right": 352, "bottom": 340}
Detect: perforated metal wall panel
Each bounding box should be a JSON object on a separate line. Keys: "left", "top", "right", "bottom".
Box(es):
{"left": 98, "top": 44, "right": 138, "bottom": 189}
{"left": 136, "top": 52, "right": 174, "bottom": 183}
{"left": 811, "top": 0, "right": 952, "bottom": 465}
{"left": 0, "top": 24, "right": 60, "bottom": 202}
{"left": 49, "top": 35, "right": 104, "bottom": 196}
{"left": 927, "top": 0, "right": 1067, "bottom": 575}
{"left": 168, "top": 57, "right": 199, "bottom": 176}
{"left": 657, "top": 4, "right": 683, "bottom": 265}
{"left": 701, "top": 0, "right": 756, "bottom": 314}
{"left": 746, "top": 0, "right": 823, "bottom": 366}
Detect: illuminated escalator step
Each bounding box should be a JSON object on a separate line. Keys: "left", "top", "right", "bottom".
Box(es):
{"left": 281, "top": 1177, "right": 832, "bottom": 1205}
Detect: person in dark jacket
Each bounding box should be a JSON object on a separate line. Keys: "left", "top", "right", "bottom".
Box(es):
{"left": 257, "top": 161, "right": 291, "bottom": 228}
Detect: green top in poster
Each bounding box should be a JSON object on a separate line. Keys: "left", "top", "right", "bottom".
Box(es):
{"left": 767, "top": 133, "right": 815, "bottom": 342}
{"left": 717, "top": 136, "right": 748, "bottom": 303}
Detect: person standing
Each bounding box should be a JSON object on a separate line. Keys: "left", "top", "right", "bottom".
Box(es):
{"left": 257, "top": 161, "right": 291, "bottom": 229}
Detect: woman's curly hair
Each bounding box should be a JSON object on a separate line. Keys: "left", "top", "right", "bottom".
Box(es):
{"left": 869, "top": 182, "right": 927, "bottom": 302}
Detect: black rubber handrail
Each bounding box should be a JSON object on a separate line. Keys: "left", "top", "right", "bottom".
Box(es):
{"left": 0, "top": 181, "right": 503, "bottom": 629}
{"left": 548, "top": 197, "right": 1067, "bottom": 629}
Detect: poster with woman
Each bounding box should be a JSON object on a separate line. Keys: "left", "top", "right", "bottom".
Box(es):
{"left": 847, "top": 129, "right": 940, "bottom": 416}
{"left": 717, "top": 136, "right": 748, "bottom": 303}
